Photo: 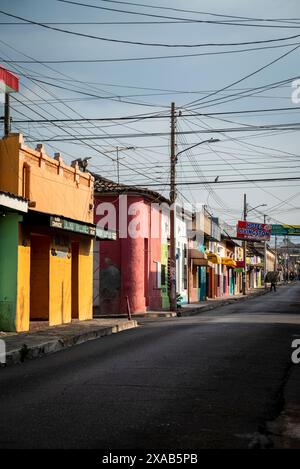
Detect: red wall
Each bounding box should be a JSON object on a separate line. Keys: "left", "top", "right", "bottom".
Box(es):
{"left": 94, "top": 194, "right": 163, "bottom": 315}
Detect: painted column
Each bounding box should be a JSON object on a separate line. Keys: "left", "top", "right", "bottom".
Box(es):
{"left": 121, "top": 235, "right": 145, "bottom": 313}
{"left": 0, "top": 213, "right": 19, "bottom": 331}
{"left": 78, "top": 238, "right": 93, "bottom": 320}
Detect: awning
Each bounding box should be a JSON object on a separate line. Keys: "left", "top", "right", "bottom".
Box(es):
{"left": 0, "top": 191, "right": 28, "bottom": 213}
{"left": 206, "top": 252, "right": 221, "bottom": 264}
{"left": 221, "top": 257, "right": 237, "bottom": 267}
{"left": 188, "top": 248, "right": 207, "bottom": 260}
{"left": 193, "top": 258, "right": 214, "bottom": 267}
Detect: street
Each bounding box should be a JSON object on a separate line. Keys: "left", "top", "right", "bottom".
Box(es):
{"left": 0, "top": 283, "right": 300, "bottom": 449}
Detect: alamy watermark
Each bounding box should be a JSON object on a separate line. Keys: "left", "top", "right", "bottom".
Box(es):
{"left": 291, "top": 79, "right": 300, "bottom": 104}
{"left": 96, "top": 195, "right": 206, "bottom": 243}
{"left": 291, "top": 339, "right": 300, "bottom": 364}
{"left": 0, "top": 80, "right": 5, "bottom": 104}
{"left": 0, "top": 339, "right": 6, "bottom": 365}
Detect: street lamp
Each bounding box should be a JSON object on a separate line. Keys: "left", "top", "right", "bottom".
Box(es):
{"left": 246, "top": 203, "right": 267, "bottom": 216}
{"left": 175, "top": 138, "right": 221, "bottom": 161}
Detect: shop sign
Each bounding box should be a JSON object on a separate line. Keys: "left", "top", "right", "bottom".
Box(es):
{"left": 237, "top": 221, "right": 271, "bottom": 241}
{"left": 50, "top": 216, "right": 96, "bottom": 236}
{"left": 271, "top": 224, "right": 300, "bottom": 236}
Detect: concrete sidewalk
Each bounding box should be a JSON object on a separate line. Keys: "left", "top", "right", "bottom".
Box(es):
{"left": 0, "top": 318, "right": 138, "bottom": 367}
{"left": 96, "top": 284, "right": 288, "bottom": 321}
{"left": 137, "top": 285, "right": 274, "bottom": 319}
{"left": 177, "top": 286, "right": 269, "bottom": 317}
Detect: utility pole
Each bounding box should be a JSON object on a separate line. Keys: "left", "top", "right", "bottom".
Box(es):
{"left": 116, "top": 147, "right": 120, "bottom": 185}
{"left": 242, "top": 193, "right": 247, "bottom": 295}
{"left": 4, "top": 92, "right": 10, "bottom": 136}
{"left": 274, "top": 235, "right": 277, "bottom": 270}
{"left": 263, "top": 214, "right": 267, "bottom": 285}
{"left": 169, "top": 102, "right": 177, "bottom": 311}
{"left": 286, "top": 235, "right": 289, "bottom": 280}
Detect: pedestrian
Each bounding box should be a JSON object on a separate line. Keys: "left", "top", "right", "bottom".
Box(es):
{"left": 265, "top": 271, "right": 278, "bottom": 292}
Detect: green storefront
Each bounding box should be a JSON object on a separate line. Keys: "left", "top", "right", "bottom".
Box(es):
{"left": 0, "top": 192, "right": 28, "bottom": 331}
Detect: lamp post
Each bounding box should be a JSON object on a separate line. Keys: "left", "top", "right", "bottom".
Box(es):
{"left": 242, "top": 195, "right": 267, "bottom": 295}
{"left": 169, "top": 101, "right": 220, "bottom": 311}
{"left": 263, "top": 214, "right": 268, "bottom": 286}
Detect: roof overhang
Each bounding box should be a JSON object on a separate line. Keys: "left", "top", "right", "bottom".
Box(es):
{"left": 189, "top": 248, "right": 207, "bottom": 260}
{"left": 0, "top": 192, "right": 28, "bottom": 213}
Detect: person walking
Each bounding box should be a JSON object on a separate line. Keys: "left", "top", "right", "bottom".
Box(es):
{"left": 265, "top": 271, "right": 278, "bottom": 292}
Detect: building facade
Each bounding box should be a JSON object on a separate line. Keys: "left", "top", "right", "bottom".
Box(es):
{"left": 0, "top": 134, "right": 94, "bottom": 332}
{"left": 93, "top": 176, "right": 170, "bottom": 315}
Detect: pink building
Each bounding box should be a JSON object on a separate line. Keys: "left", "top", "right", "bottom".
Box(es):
{"left": 93, "top": 176, "right": 170, "bottom": 316}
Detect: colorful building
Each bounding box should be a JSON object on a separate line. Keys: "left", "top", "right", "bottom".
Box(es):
{"left": 175, "top": 209, "right": 189, "bottom": 305}
{"left": 0, "top": 133, "right": 94, "bottom": 332}
{"left": 93, "top": 176, "right": 170, "bottom": 315}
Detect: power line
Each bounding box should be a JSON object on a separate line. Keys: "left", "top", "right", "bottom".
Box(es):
{"left": 132, "top": 177, "right": 300, "bottom": 187}
{"left": 23, "top": 122, "right": 300, "bottom": 142}
{"left": 184, "top": 44, "right": 300, "bottom": 109}
{"left": 4, "top": 41, "right": 300, "bottom": 63}
{"left": 3, "top": 9, "right": 300, "bottom": 47}
{"left": 56, "top": 0, "right": 300, "bottom": 27}
{"left": 3, "top": 19, "right": 300, "bottom": 28}
{"left": 182, "top": 77, "right": 299, "bottom": 111}
{"left": 11, "top": 105, "right": 300, "bottom": 124}
{"left": 85, "top": 0, "right": 300, "bottom": 24}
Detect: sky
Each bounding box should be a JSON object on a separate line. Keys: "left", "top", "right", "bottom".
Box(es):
{"left": 0, "top": 0, "right": 300, "bottom": 233}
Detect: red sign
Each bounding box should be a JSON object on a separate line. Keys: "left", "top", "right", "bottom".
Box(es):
{"left": 0, "top": 66, "right": 19, "bottom": 93}
{"left": 236, "top": 260, "right": 245, "bottom": 268}
{"left": 237, "top": 221, "right": 271, "bottom": 241}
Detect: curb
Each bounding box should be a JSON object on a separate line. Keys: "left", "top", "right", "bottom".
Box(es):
{"left": 131, "top": 312, "right": 177, "bottom": 319}
{"left": 3, "top": 320, "right": 138, "bottom": 367}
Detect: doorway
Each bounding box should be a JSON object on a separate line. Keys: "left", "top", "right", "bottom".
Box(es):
{"left": 198, "top": 266, "right": 207, "bottom": 301}
{"left": 30, "top": 235, "right": 50, "bottom": 324}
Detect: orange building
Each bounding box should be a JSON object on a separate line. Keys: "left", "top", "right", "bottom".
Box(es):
{"left": 0, "top": 133, "right": 94, "bottom": 332}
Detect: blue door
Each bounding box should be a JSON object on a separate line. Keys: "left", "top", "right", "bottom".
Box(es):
{"left": 198, "top": 266, "right": 207, "bottom": 301}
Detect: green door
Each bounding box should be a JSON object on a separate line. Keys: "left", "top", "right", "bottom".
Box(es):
{"left": 198, "top": 266, "right": 207, "bottom": 301}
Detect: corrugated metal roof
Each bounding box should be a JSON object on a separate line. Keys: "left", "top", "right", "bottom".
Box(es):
{"left": 0, "top": 191, "right": 27, "bottom": 202}
{"left": 93, "top": 174, "right": 170, "bottom": 205}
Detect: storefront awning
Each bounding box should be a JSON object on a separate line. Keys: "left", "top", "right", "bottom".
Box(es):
{"left": 193, "top": 258, "right": 215, "bottom": 267}
{"left": 188, "top": 248, "right": 207, "bottom": 260}
{"left": 221, "top": 257, "right": 237, "bottom": 267}
{"left": 206, "top": 252, "right": 221, "bottom": 264}
{"left": 0, "top": 191, "right": 28, "bottom": 213}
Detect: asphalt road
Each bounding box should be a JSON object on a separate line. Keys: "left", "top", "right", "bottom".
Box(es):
{"left": 0, "top": 283, "right": 300, "bottom": 449}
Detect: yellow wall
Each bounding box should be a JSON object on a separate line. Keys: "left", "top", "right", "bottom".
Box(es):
{"left": 14, "top": 225, "right": 93, "bottom": 331}
{"left": 78, "top": 239, "right": 93, "bottom": 321}
{"left": 49, "top": 238, "right": 72, "bottom": 326}
{"left": 16, "top": 243, "right": 30, "bottom": 332}
{"left": 0, "top": 133, "right": 94, "bottom": 224}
